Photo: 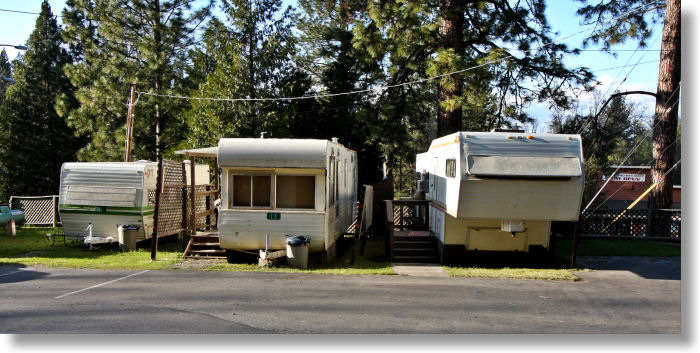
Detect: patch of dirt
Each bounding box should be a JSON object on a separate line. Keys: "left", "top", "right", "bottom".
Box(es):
{"left": 170, "top": 258, "right": 226, "bottom": 270}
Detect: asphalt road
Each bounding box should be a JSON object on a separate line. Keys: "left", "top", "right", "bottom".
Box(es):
{"left": 0, "top": 258, "right": 681, "bottom": 334}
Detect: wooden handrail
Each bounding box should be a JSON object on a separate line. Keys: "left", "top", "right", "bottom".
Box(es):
{"left": 194, "top": 189, "right": 219, "bottom": 197}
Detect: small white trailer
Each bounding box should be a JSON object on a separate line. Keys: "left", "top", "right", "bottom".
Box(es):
{"left": 59, "top": 161, "right": 209, "bottom": 245}
{"left": 217, "top": 138, "right": 357, "bottom": 263}
{"left": 415, "top": 131, "right": 584, "bottom": 262}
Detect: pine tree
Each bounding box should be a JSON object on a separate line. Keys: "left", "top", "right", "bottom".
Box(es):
{"left": 183, "top": 0, "right": 312, "bottom": 148}
{"left": 0, "top": 1, "right": 83, "bottom": 200}
{"left": 60, "top": 0, "right": 212, "bottom": 161}
{"left": 296, "top": 0, "right": 385, "bottom": 185}
{"left": 353, "top": 0, "right": 593, "bottom": 137}
{"left": 0, "top": 49, "right": 11, "bottom": 104}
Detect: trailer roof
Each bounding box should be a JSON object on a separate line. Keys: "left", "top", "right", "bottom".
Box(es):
{"left": 61, "top": 161, "right": 156, "bottom": 173}
{"left": 174, "top": 147, "right": 218, "bottom": 158}
{"left": 218, "top": 138, "right": 332, "bottom": 168}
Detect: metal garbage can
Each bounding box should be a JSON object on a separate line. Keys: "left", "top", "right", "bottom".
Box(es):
{"left": 119, "top": 225, "right": 139, "bottom": 251}
{"left": 286, "top": 235, "right": 310, "bottom": 269}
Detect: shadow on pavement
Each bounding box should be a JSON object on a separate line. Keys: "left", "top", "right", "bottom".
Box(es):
{"left": 0, "top": 263, "right": 50, "bottom": 284}
{"left": 576, "top": 256, "right": 681, "bottom": 280}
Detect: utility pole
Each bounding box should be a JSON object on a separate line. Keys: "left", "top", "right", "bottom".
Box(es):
{"left": 124, "top": 84, "right": 136, "bottom": 162}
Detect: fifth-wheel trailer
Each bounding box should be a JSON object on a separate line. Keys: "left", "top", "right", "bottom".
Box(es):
{"left": 415, "top": 131, "right": 584, "bottom": 263}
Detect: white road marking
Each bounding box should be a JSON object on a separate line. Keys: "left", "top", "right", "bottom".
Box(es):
{"left": 55, "top": 270, "right": 150, "bottom": 299}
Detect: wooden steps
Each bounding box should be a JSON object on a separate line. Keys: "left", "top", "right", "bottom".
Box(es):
{"left": 391, "top": 233, "right": 439, "bottom": 263}
{"left": 183, "top": 230, "right": 226, "bottom": 259}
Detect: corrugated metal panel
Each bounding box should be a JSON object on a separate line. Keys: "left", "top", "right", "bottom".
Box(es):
{"left": 218, "top": 138, "right": 328, "bottom": 168}
{"left": 60, "top": 162, "right": 154, "bottom": 188}
{"left": 64, "top": 186, "right": 137, "bottom": 207}
{"left": 218, "top": 210, "right": 325, "bottom": 252}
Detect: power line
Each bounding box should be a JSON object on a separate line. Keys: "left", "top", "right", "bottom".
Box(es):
{"left": 0, "top": 8, "right": 63, "bottom": 17}
{"left": 598, "top": 158, "right": 680, "bottom": 234}
{"left": 589, "top": 134, "right": 680, "bottom": 213}
{"left": 591, "top": 60, "right": 659, "bottom": 72}
{"left": 581, "top": 91, "right": 681, "bottom": 213}
{"left": 139, "top": 0, "right": 661, "bottom": 104}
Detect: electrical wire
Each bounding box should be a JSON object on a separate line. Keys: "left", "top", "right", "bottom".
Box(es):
{"left": 589, "top": 134, "right": 680, "bottom": 213}
{"left": 581, "top": 89, "right": 681, "bottom": 212}
{"left": 136, "top": 0, "right": 662, "bottom": 104}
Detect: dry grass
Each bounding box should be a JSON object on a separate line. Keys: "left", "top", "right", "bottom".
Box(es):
{"left": 444, "top": 266, "right": 580, "bottom": 281}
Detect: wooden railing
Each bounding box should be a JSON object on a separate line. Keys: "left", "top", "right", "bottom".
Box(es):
{"left": 384, "top": 199, "right": 431, "bottom": 259}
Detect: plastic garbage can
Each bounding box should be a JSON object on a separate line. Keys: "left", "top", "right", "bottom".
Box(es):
{"left": 119, "top": 225, "right": 139, "bottom": 251}
{"left": 286, "top": 235, "right": 310, "bottom": 269}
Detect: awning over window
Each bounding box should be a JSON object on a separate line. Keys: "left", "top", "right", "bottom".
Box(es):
{"left": 466, "top": 155, "right": 582, "bottom": 177}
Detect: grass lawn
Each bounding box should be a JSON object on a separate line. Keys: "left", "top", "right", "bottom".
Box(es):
{"left": 0, "top": 227, "right": 393, "bottom": 275}
{"left": 444, "top": 266, "right": 580, "bottom": 281}
{"left": 0, "top": 226, "right": 182, "bottom": 270}
{"left": 4, "top": 226, "right": 677, "bottom": 279}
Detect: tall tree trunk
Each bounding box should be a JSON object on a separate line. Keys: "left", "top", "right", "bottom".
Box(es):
{"left": 650, "top": 0, "right": 681, "bottom": 210}
{"left": 248, "top": 0, "right": 257, "bottom": 135}
{"left": 437, "top": 0, "right": 465, "bottom": 137}
{"left": 154, "top": 0, "right": 162, "bottom": 160}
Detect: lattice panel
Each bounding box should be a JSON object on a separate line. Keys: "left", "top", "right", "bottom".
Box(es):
{"left": 9, "top": 196, "right": 58, "bottom": 225}
{"left": 186, "top": 185, "right": 217, "bottom": 229}
{"left": 155, "top": 160, "right": 186, "bottom": 237}
{"left": 581, "top": 209, "right": 681, "bottom": 238}
{"left": 650, "top": 210, "right": 682, "bottom": 238}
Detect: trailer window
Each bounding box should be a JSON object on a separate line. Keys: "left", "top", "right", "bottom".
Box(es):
{"left": 231, "top": 174, "right": 271, "bottom": 208}
{"left": 252, "top": 176, "right": 271, "bottom": 207}
{"left": 276, "top": 175, "right": 315, "bottom": 209}
{"left": 446, "top": 159, "right": 456, "bottom": 178}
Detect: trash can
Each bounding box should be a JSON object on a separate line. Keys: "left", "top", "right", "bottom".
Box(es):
{"left": 119, "top": 225, "right": 139, "bottom": 251}
{"left": 286, "top": 235, "right": 310, "bottom": 269}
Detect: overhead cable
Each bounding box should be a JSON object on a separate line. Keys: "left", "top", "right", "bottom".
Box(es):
{"left": 137, "top": 0, "right": 661, "bottom": 103}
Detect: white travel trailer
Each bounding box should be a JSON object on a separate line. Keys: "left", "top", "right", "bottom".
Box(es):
{"left": 59, "top": 161, "right": 209, "bottom": 244}
{"left": 217, "top": 138, "right": 357, "bottom": 263}
{"left": 415, "top": 131, "right": 584, "bottom": 263}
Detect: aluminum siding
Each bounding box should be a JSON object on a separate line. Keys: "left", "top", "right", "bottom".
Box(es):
{"left": 218, "top": 210, "right": 326, "bottom": 252}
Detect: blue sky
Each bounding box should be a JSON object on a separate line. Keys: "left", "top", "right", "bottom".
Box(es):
{"left": 0, "top": 0, "right": 670, "bottom": 131}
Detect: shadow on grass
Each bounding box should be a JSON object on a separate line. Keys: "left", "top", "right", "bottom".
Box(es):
{"left": 1, "top": 227, "right": 184, "bottom": 270}
{"left": 219, "top": 236, "right": 394, "bottom": 274}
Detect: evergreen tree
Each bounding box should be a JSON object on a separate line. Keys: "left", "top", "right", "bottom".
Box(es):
{"left": 183, "top": 0, "right": 312, "bottom": 148}
{"left": 352, "top": 0, "right": 593, "bottom": 137}
{"left": 0, "top": 49, "right": 11, "bottom": 104}
{"left": 60, "top": 0, "right": 212, "bottom": 161}
{"left": 296, "top": 0, "right": 384, "bottom": 185}
{"left": 0, "top": 1, "right": 83, "bottom": 200}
